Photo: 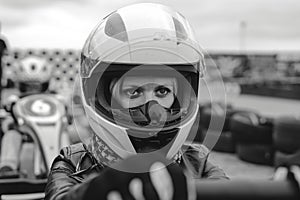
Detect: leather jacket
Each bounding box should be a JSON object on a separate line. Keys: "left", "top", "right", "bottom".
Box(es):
{"left": 45, "top": 143, "right": 228, "bottom": 200}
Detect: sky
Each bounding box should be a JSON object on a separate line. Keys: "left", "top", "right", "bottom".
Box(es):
{"left": 0, "top": 0, "right": 300, "bottom": 52}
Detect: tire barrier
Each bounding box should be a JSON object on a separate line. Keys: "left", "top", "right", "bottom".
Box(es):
{"left": 230, "top": 111, "right": 274, "bottom": 165}
{"left": 2, "top": 49, "right": 80, "bottom": 93}
{"left": 230, "top": 111, "right": 273, "bottom": 145}
{"left": 188, "top": 106, "right": 202, "bottom": 143}
{"left": 273, "top": 116, "right": 300, "bottom": 154}
{"left": 274, "top": 150, "right": 300, "bottom": 168}
{"left": 199, "top": 102, "right": 235, "bottom": 132}
{"left": 199, "top": 103, "right": 261, "bottom": 153}
{"left": 202, "top": 129, "right": 236, "bottom": 153}
{"left": 213, "top": 131, "right": 235, "bottom": 153}
{"left": 201, "top": 128, "right": 235, "bottom": 153}
{"left": 236, "top": 143, "right": 274, "bottom": 166}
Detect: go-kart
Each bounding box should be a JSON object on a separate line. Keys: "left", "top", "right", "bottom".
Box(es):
{"left": 1, "top": 94, "right": 299, "bottom": 200}
{"left": 0, "top": 93, "right": 70, "bottom": 200}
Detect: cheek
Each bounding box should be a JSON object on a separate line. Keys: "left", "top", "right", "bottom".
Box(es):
{"left": 154, "top": 95, "right": 174, "bottom": 108}
{"left": 117, "top": 96, "right": 145, "bottom": 108}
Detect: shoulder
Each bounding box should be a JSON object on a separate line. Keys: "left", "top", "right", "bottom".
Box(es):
{"left": 180, "top": 143, "right": 210, "bottom": 177}
{"left": 182, "top": 142, "right": 210, "bottom": 161}
{"left": 51, "top": 143, "right": 89, "bottom": 171}
{"left": 59, "top": 143, "right": 87, "bottom": 158}
{"left": 181, "top": 143, "right": 229, "bottom": 180}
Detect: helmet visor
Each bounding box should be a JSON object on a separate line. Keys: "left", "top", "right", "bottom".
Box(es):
{"left": 80, "top": 26, "right": 205, "bottom": 133}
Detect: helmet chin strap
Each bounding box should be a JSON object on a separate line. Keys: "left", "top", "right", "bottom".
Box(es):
{"left": 87, "top": 133, "right": 122, "bottom": 167}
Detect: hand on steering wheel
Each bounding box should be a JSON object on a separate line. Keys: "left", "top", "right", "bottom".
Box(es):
{"left": 107, "top": 162, "right": 174, "bottom": 200}
{"left": 84, "top": 154, "right": 196, "bottom": 200}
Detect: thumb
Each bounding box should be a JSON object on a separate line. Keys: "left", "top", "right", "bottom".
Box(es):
{"left": 150, "top": 162, "right": 173, "bottom": 200}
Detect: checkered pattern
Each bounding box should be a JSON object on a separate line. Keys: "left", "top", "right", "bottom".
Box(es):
{"left": 2, "top": 49, "right": 80, "bottom": 92}
{"left": 87, "top": 133, "right": 122, "bottom": 167}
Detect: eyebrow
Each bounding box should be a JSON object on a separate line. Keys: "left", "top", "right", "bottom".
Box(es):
{"left": 121, "top": 85, "right": 139, "bottom": 90}
{"left": 122, "top": 83, "right": 174, "bottom": 88}
{"left": 154, "top": 85, "right": 174, "bottom": 89}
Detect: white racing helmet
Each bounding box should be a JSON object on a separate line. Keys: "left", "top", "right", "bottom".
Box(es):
{"left": 15, "top": 55, "right": 53, "bottom": 93}
{"left": 79, "top": 3, "right": 206, "bottom": 159}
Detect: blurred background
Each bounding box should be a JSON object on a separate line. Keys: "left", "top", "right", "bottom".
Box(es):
{"left": 0, "top": 0, "right": 300, "bottom": 184}
{"left": 1, "top": 0, "right": 300, "bottom": 50}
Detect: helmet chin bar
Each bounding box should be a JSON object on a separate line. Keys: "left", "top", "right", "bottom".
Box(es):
{"left": 84, "top": 101, "right": 196, "bottom": 159}
{"left": 127, "top": 128, "right": 179, "bottom": 154}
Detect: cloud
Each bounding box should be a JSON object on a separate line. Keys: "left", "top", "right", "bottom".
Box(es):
{"left": 0, "top": 0, "right": 300, "bottom": 51}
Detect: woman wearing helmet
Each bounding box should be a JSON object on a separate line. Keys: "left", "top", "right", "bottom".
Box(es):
{"left": 45, "top": 3, "right": 228, "bottom": 200}
{"left": 0, "top": 55, "right": 54, "bottom": 177}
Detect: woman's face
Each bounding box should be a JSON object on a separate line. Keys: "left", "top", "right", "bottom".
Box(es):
{"left": 111, "top": 76, "right": 177, "bottom": 109}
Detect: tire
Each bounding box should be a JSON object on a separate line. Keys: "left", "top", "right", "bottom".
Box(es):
{"left": 273, "top": 116, "right": 300, "bottom": 154}
{"left": 213, "top": 131, "right": 235, "bottom": 153}
{"left": 274, "top": 150, "right": 300, "bottom": 167}
{"left": 199, "top": 104, "right": 213, "bottom": 129}
{"left": 19, "top": 142, "right": 35, "bottom": 179}
{"left": 236, "top": 143, "right": 274, "bottom": 166}
{"left": 230, "top": 112, "right": 273, "bottom": 144}
{"left": 200, "top": 129, "right": 235, "bottom": 153}
{"left": 188, "top": 107, "right": 203, "bottom": 143}
{"left": 199, "top": 102, "right": 235, "bottom": 132}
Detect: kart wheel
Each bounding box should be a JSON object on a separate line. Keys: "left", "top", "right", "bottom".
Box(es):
{"left": 230, "top": 112, "right": 273, "bottom": 144}
{"left": 19, "top": 142, "right": 35, "bottom": 179}
{"left": 236, "top": 143, "right": 274, "bottom": 166}
{"left": 274, "top": 150, "right": 300, "bottom": 167}
{"left": 273, "top": 116, "right": 300, "bottom": 154}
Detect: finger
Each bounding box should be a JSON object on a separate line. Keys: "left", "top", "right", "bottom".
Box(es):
{"left": 107, "top": 191, "right": 123, "bottom": 200}
{"left": 150, "top": 162, "right": 173, "bottom": 200}
{"left": 273, "top": 167, "right": 288, "bottom": 180}
{"left": 129, "top": 178, "right": 146, "bottom": 200}
{"left": 290, "top": 166, "right": 300, "bottom": 185}
{"left": 186, "top": 172, "right": 196, "bottom": 200}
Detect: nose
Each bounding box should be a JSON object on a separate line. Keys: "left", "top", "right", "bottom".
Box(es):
{"left": 144, "top": 91, "right": 156, "bottom": 103}
{"left": 147, "top": 101, "right": 167, "bottom": 125}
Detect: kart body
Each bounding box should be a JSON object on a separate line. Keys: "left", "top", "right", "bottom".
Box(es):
{"left": 0, "top": 93, "right": 70, "bottom": 199}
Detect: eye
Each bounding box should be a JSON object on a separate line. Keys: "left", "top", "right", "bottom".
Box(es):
{"left": 155, "top": 86, "right": 171, "bottom": 98}
{"left": 124, "top": 88, "right": 143, "bottom": 99}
